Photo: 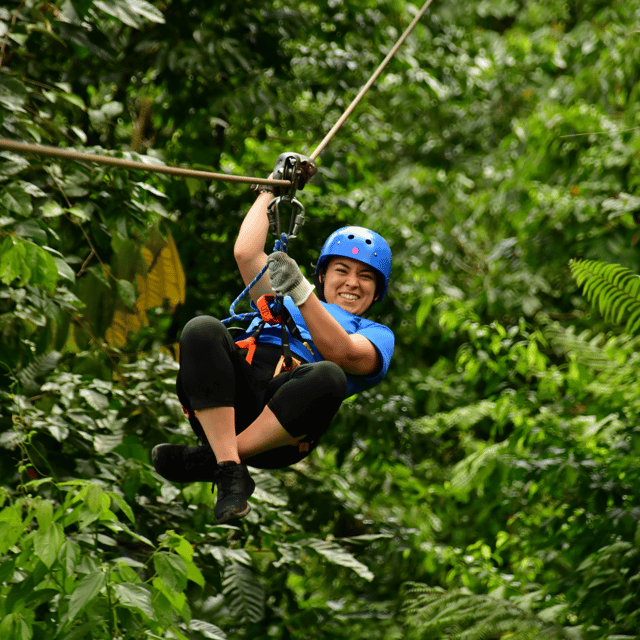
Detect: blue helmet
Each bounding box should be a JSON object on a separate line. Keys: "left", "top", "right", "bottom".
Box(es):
{"left": 315, "top": 226, "right": 392, "bottom": 302}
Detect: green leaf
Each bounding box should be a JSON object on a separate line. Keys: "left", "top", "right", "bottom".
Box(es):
{"left": 34, "top": 522, "right": 65, "bottom": 568}
{"left": 117, "top": 279, "right": 137, "bottom": 311}
{"left": 0, "top": 236, "right": 58, "bottom": 291}
{"left": 0, "top": 506, "right": 29, "bottom": 554}
{"left": 571, "top": 259, "right": 640, "bottom": 331}
{"left": 68, "top": 0, "right": 95, "bottom": 19}
{"left": 67, "top": 571, "right": 107, "bottom": 621}
{"left": 0, "top": 183, "right": 32, "bottom": 216}
{"left": 14, "top": 219, "right": 48, "bottom": 244}
{"left": 54, "top": 257, "right": 76, "bottom": 283}
{"left": 0, "top": 76, "right": 28, "bottom": 113}
{"left": 66, "top": 205, "right": 90, "bottom": 222}
{"left": 0, "top": 556, "right": 15, "bottom": 584}
{"left": 59, "top": 540, "right": 80, "bottom": 576}
{"left": 93, "top": 0, "right": 164, "bottom": 27}
{"left": 113, "top": 583, "right": 155, "bottom": 618}
{"left": 537, "top": 603, "right": 569, "bottom": 623}
{"left": 126, "top": 0, "right": 165, "bottom": 24}
{"left": 186, "top": 559, "right": 205, "bottom": 588}
{"left": 303, "top": 538, "right": 374, "bottom": 582}
{"left": 58, "top": 92, "right": 87, "bottom": 110}
{"left": 84, "top": 482, "right": 105, "bottom": 514}
{"left": 154, "top": 552, "right": 188, "bottom": 593}
{"left": 32, "top": 244, "right": 59, "bottom": 293}
{"left": 107, "top": 491, "right": 135, "bottom": 524}
{"left": 79, "top": 388, "right": 110, "bottom": 412}
{"left": 416, "top": 296, "right": 434, "bottom": 329}
{"left": 0, "top": 615, "right": 17, "bottom": 640}
{"left": 188, "top": 620, "right": 227, "bottom": 640}
{"left": 0, "top": 237, "right": 28, "bottom": 286}
{"left": 42, "top": 201, "right": 66, "bottom": 218}
{"left": 0, "top": 151, "right": 30, "bottom": 176}
{"left": 35, "top": 500, "right": 54, "bottom": 530}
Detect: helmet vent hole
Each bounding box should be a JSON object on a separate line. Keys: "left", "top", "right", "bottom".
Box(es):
{"left": 366, "top": 239, "right": 372, "bottom": 244}
{"left": 348, "top": 234, "right": 354, "bottom": 239}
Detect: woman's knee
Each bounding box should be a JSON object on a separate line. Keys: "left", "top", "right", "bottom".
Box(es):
{"left": 309, "top": 361, "right": 348, "bottom": 399}
{"left": 179, "top": 316, "right": 226, "bottom": 349}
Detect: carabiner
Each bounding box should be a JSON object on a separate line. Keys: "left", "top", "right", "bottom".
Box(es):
{"left": 267, "top": 196, "right": 306, "bottom": 239}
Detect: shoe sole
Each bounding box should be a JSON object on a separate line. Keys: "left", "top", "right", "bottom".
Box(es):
{"left": 215, "top": 503, "right": 251, "bottom": 524}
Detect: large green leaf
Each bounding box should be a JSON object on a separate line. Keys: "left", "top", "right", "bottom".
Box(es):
{"left": 153, "top": 551, "right": 188, "bottom": 594}
{"left": 303, "top": 538, "right": 374, "bottom": 582}
{"left": 67, "top": 571, "right": 107, "bottom": 621}
{"left": 34, "top": 521, "right": 64, "bottom": 568}
{"left": 113, "top": 582, "right": 155, "bottom": 618}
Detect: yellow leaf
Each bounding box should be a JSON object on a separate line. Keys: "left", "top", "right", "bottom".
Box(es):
{"left": 105, "top": 232, "right": 185, "bottom": 349}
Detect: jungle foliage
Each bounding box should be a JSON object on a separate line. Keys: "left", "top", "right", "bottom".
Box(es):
{"left": 1, "top": 0, "right": 640, "bottom": 638}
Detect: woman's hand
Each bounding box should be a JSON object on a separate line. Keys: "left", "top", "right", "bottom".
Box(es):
{"left": 267, "top": 252, "right": 314, "bottom": 306}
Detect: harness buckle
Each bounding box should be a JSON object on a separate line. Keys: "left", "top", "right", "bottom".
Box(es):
{"left": 256, "top": 294, "right": 281, "bottom": 325}
{"left": 234, "top": 336, "right": 258, "bottom": 364}
{"left": 273, "top": 354, "right": 302, "bottom": 376}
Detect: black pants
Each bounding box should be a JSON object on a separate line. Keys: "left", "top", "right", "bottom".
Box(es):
{"left": 176, "top": 316, "right": 347, "bottom": 469}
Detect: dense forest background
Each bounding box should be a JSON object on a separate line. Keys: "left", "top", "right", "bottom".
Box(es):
{"left": 2, "top": 0, "right": 640, "bottom": 638}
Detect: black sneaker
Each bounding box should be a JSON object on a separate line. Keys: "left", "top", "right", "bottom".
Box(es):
{"left": 213, "top": 461, "right": 256, "bottom": 524}
{"left": 152, "top": 443, "right": 217, "bottom": 483}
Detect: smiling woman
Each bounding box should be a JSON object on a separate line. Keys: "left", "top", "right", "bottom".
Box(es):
{"left": 152, "top": 186, "right": 394, "bottom": 525}
{"left": 314, "top": 225, "right": 392, "bottom": 309}
{"left": 322, "top": 257, "right": 378, "bottom": 316}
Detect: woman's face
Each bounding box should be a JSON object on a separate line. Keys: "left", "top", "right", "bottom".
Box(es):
{"left": 322, "top": 257, "right": 378, "bottom": 315}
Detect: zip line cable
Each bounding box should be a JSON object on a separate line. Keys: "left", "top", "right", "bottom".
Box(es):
{"left": 0, "top": 0, "right": 433, "bottom": 182}
{"left": 0, "top": 138, "right": 290, "bottom": 186}
{"left": 309, "top": 0, "right": 434, "bottom": 161}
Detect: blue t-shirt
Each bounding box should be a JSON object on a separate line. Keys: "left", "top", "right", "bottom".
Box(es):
{"left": 236, "top": 297, "right": 394, "bottom": 398}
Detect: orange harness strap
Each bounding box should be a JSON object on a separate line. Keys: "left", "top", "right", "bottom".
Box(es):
{"left": 273, "top": 354, "right": 302, "bottom": 376}
{"left": 235, "top": 336, "right": 258, "bottom": 365}
{"left": 235, "top": 337, "right": 302, "bottom": 376}
{"left": 181, "top": 333, "right": 303, "bottom": 418}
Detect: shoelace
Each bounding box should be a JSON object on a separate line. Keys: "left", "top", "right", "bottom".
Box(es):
{"left": 214, "top": 464, "right": 243, "bottom": 494}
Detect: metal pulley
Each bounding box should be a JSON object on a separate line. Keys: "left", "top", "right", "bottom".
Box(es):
{"left": 267, "top": 152, "right": 316, "bottom": 240}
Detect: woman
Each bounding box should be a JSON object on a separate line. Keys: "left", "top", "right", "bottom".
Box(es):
{"left": 153, "top": 187, "right": 394, "bottom": 523}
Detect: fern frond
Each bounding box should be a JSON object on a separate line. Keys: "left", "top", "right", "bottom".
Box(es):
{"left": 222, "top": 559, "right": 265, "bottom": 623}
{"left": 412, "top": 400, "right": 496, "bottom": 435}
{"left": 542, "top": 322, "right": 618, "bottom": 371}
{"left": 303, "top": 538, "right": 374, "bottom": 582}
{"left": 16, "top": 351, "right": 61, "bottom": 395}
{"left": 402, "top": 584, "right": 566, "bottom": 640}
{"left": 570, "top": 259, "right": 640, "bottom": 334}
{"left": 449, "top": 441, "right": 509, "bottom": 500}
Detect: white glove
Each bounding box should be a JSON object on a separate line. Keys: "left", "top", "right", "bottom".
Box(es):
{"left": 267, "top": 252, "right": 315, "bottom": 306}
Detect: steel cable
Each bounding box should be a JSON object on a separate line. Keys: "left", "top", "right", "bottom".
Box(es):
{"left": 0, "top": 138, "right": 289, "bottom": 186}
{"left": 0, "top": 0, "right": 433, "bottom": 182}
{"left": 309, "top": 0, "right": 434, "bottom": 161}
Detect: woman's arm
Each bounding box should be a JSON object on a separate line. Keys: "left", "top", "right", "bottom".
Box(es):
{"left": 234, "top": 191, "right": 275, "bottom": 303}
{"left": 266, "top": 251, "right": 380, "bottom": 376}
{"left": 298, "top": 293, "right": 380, "bottom": 376}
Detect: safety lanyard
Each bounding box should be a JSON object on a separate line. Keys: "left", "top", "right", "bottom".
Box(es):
{"left": 234, "top": 294, "right": 308, "bottom": 374}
